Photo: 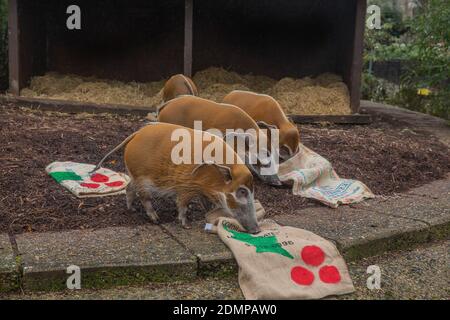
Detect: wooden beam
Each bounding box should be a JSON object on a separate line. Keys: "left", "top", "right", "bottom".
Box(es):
{"left": 0, "top": 95, "right": 155, "bottom": 115}
{"left": 289, "top": 114, "right": 372, "bottom": 125}
{"left": 1, "top": 94, "right": 372, "bottom": 124}
{"left": 184, "top": 0, "right": 193, "bottom": 77}
{"left": 349, "top": 0, "right": 367, "bottom": 113}
{"left": 8, "top": 0, "right": 20, "bottom": 95}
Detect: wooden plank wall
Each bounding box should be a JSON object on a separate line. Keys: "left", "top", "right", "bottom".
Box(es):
{"left": 349, "top": 0, "right": 367, "bottom": 113}
{"left": 184, "top": 0, "right": 193, "bottom": 77}
{"left": 7, "top": 0, "right": 20, "bottom": 95}
{"left": 8, "top": 0, "right": 368, "bottom": 116}
{"left": 8, "top": 0, "right": 46, "bottom": 95}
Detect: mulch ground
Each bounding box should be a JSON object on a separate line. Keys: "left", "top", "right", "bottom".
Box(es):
{"left": 1, "top": 104, "right": 449, "bottom": 234}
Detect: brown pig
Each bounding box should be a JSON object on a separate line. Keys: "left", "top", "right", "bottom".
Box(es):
{"left": 93, "top": 123, "right": 260, "bottom": 233}
{"left": 157, "top": 95, "right": 282, "bottom": 186}
{"left": 223, "top": 90, "right": 300, "bottom": 159}
{"left": 162, "top": 74, "right": 199, "bottom": 102}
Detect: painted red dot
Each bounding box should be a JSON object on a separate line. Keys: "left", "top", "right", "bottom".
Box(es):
{"left": 90, "top": 173, "right": 109, "bottom": 183}
{"left": 105, "top": 181, "right": 124, "bottom": 187}
{"left": 319, "top": 265, "right": 341, "bottom": 284}
{"left": 301, "top": 245, "right": 325, "bottom": 266}
{"left": 291, "top": 266, "right": 315, "bottom": 286}
{"left": 80, "top": 182, "right": 100, "bottom": 189}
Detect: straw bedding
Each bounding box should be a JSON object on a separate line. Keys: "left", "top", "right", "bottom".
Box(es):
{"left": 21, "top": 67, "right": 351, "bottom": 115}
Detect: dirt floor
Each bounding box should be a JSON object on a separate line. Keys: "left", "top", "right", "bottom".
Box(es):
{"left": 0, "top": 104, "right": 449, "bottom": 234}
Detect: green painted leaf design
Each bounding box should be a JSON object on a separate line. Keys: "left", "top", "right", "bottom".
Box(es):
{"left": 223, "top": 223, "right": 294, "bottom": 259}
{"left": 49, "top": 171, "right": 83, "bottom": 183}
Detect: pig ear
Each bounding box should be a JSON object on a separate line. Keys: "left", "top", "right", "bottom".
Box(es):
{"left": 257, "top": 121, "right": 278, "bottom": 130}
{"left": 214, "top": 164, "right": 233, "bottom": 184}
{"left": 191, "top": 162, "right": 233, "bottom": 184}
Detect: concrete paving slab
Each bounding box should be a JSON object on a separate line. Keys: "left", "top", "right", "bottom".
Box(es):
{"left": 406, "top": 174, "right": 450, "bottom": 197}
{"left": 349, "top": 183, "right": 450, "bottom": 241}
{"left": 0, "top": 234, "right": 18, "bottom": 293}
{"left": 373, "top": 196, "right": 449, "bottom": 241}
{"left": 161, "top": 222, "right": 236, "bottom": 277}
{"left": 361, "top": 100, "right": 450, "bottom": 147}
{"left": 16, "top": 226, "right": 197, "bottom": 291}
{"left": 273, "top": 206, "right": 429, "bottom": 261}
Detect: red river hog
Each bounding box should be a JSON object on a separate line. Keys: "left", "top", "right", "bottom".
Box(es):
{"left": 163, "top": 74, "right": 199, "bottom": 102}
{"left": 93, "top": 123, "right": 260, "bottom": 233}
{"left": 157, "top": 95, "right": 282, "bottom": 186}
{"left": 223, "top": 90, "right": 300, "bottom": 159}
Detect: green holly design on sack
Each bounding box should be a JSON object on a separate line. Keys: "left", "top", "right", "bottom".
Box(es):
{"left": 223, "top": 223, "right": 293, "bottom": 259}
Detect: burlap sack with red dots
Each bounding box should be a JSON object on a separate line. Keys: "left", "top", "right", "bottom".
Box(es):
{"left": 217, "top": 218, "right": 355, "bottom": 300}
{"left": 46, "top": 161, "right": 130, "bottom": 198}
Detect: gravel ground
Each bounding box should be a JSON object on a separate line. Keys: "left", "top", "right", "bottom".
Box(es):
{"left": 2, "top": 240, "right": 448, "bottom": 300}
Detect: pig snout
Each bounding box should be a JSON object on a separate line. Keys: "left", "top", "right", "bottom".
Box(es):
{"left": 249, "top": 226, "right": 261, "bottom": 234}
{"left": 261, "top": 173, "right": 283, "bottom": 187}
{"left": 233, "top": 196, "right": 260, "bottom": 234}
{"left": 242, "top": 219, "right": 260, "bottom": 234}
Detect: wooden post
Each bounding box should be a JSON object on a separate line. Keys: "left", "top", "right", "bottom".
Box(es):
{"left": 8, "top": 0, "right": 20, "bottom": 95}
{"left": 349, "top": 0, "right": 367, "bottom": 113}
{"left": 184, "top": 0, "right": 193, "bottom": 77}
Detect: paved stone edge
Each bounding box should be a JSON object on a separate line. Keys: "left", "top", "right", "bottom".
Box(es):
{"left": 2, "top": 208, "right": 447, "bottom": 293}
{"left": 21, "top": 262, "right": 197, "bottom": 292}
{"left": 0, "top": 235, "right": 20, "bottom": 293}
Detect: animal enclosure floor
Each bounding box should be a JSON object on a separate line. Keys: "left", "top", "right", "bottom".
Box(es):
{"left": 1, "top": 104, "right": 449, "bottom": 234}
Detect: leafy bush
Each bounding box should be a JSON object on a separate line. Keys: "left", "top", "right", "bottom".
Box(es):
{"left": 0, "top": 0, "right": 8, "bottom": 92}
{"left": 403, "top": 0, "right": 449, "bottom": 90}
{"left": 364, "top": 0, "right": 450, "bottom": 119}
{"left": 362, "top": 72, "right": 400, "bottom": 101}
{"left": 364, "top": 0, "right": 408, "bottom": 61}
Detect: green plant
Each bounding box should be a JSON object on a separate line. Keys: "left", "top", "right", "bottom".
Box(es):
{"left": 365, "top": 0, "right": 409, "bottom": 63}
{"left": 364, "top": 0, "right": 449, "bottom": 119}
{"left": 399, "top": 0, "right": 450, "bottom": 119}
{"left": 403, "top": 0, "right": 449, "bottom": 89}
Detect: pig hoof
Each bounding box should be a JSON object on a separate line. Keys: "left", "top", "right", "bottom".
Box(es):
{"left": 150, "top": 216, "right": 160, "bottom": 224}
{"left": 146, "top": 211, "right": 160, "bottom": 224}
{"left": 150, "top": 218, "right": 160, "bottom": 225}
{"left": 179, "top": 217, "right": 191, "bottom": 229}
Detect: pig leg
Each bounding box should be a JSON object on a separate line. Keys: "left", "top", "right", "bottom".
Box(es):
{"left": 135, "top": 180, "right": 160, "bottom": 224}
{"left": 126, "top": 180, "right": 137, "bottom": 211}
{"left": 176, "top": 196, "right": 190, "bottom": 229}
{"left": 199, "top": 195, "right": 212, "bottom": 212}
{"left": 141, "top": 198, "right": 159, "bottom": 224}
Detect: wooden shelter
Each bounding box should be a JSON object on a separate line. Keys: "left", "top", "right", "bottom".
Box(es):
{"left": 8, "top": 0, "right": 368, "bottom": 118}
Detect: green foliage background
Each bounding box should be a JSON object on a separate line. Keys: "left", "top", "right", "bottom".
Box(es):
{"left": 0, "top": 0, "right": 7, "bottom": 91}
{"left": 363, "top": 0, "right": 449, "bottom": 119}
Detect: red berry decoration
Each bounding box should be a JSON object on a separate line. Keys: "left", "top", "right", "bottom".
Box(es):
{"left": 105, "top": 181, "right": 124, "bottom": 187}
{"left": 301, "top": 245, "right": 325, "bottom": 266}
{"left": 319, "top": 265, "right": 341, "bottom": 284}
{"left": 291, "top": 266, "right": 315, "bottom": 286}
{"left": 90, "top": 173, "right": 109, "bottom": 183}
{"left": 80, "top": 182, "right": 100, "bottom": 189}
